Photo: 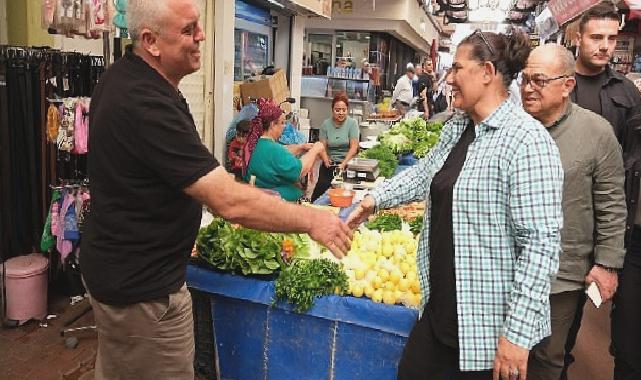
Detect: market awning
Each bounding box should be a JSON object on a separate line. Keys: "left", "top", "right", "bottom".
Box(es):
{"left": 547, "top": 0, "right": 602, "bottom": 25}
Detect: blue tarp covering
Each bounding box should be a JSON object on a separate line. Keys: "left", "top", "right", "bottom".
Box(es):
{"left": 187, "top": 265, "right": 419, "bottom": 380}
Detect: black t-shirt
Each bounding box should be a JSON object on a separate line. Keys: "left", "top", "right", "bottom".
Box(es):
{"left": 427, "top": 122, "right": 476, "bottom": 348}
{"left": 574, "top": 71, "right": 607, "bottom": 115}
{"left": 82, "top": 48, "right": 219, "bottom": 304}
{"left": 417, "top": 73, "right": 434, "bottom": 113}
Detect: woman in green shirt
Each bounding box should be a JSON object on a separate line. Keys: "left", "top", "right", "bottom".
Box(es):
{"left": 311, "top": 93, "right": 360, "bottom": 201}
{"left": 243, "top": 99, "right": 329, "bottom": 201}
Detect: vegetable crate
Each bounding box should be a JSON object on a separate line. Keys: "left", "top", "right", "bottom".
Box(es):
{"left": 187, "top": 265, "right": 419, "bottom": 380}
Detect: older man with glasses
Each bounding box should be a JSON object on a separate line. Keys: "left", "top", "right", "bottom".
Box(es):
{"left": 521, "top": 43, "right": 627, "bottom": 380}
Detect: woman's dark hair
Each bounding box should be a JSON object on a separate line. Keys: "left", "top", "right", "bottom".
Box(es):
{"left": 459, "top": 27, "right": 530, "bottom": 88}
{"left": 332, "top": 92, "right": 350, "bottom": 109}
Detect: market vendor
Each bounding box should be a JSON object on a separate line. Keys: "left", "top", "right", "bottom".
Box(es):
{"left": 243, "top": 98, "right": 330, "bottom": 201}
{"left": 311, "top": 93, "right": 360, "bottom": 201}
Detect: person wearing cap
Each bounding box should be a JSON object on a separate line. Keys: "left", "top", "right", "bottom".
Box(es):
{"left": 392, "top": 64, "right": 416, "bottom": 115}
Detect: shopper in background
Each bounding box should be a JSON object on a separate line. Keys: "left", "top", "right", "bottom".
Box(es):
{"left": 416, "top": 60, "right": 436, "bottom": 119}
{"left": 243, "top": 98, "right": 329, "bottom": 201}
{"left": 226, "top": 119, "right": 250, "bottom": 178}
{"left": 82, "top": 1, "right": 351, "bottom": 379}
{"left": 348, "top": 29, "right": 563, "bottom": 380}
{"left": 392, "top": 64, "right": 415, "bottom": 115}
{"left": 563, "top": 4, "right": 641, "bottom": 379}
{"left": 311, "top": 93, "right": 360, "bottom": 201}
{"left": 521, "top": 43, "right": 627, "bottom": 380}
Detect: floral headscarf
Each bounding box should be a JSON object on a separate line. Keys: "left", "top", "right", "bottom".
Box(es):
{"left": 242, "top": 98, "right": 284, "bottom": 174}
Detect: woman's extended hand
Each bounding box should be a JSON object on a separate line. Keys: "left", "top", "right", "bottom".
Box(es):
{"left": 346, "top": 195, "right": 376, "bottom": 229}
{"left": 493, "top": 336, "right": 529, "bottom": 380}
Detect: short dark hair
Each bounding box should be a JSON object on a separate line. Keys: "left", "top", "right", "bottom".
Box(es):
{"left": 332, "top": 92, "right": 349, "bottom": 109}
{"left": 579, "top": 2, "right": 619, "bottom": 33}
{"left": 236, "top": 119, "right": 251, "bottom": 134}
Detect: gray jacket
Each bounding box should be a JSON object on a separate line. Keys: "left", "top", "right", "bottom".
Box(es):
{"left": 547, "top": 102, "right": 627, "bottom": 293}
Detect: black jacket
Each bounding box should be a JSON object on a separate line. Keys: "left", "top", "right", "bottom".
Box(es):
{"left": 623, "top": 111, "right": 641, "bottom": 248}
{"left": 572, "top": 65, "right": 641, "bottom": 248}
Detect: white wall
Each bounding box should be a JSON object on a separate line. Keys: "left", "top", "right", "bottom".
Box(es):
{"left": 273, "top": 10, "right": 291, "bottom": 73}
{"left": 306, "top": 0, "right": 437, "bottom": 54}
{"left": 53, "top": 35, "right": 108, "bottom": 56}
{"left": 213, "top": 0, "right": 235, "bottom": 162}
{"left": 0, "top": 0, "right": 8, "bottom": 44}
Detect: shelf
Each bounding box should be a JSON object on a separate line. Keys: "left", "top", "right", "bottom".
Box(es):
{"left": 327, "top": 77, "right": 369, "bottom": 82}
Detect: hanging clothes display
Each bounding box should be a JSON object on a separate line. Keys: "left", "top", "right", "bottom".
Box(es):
{"left": 43, "top": 183, "right": 90, "bottom": 262}
{"left": 41, "top": 0, "right": 114, "bottom": 39}
{"left": 0, "top": 46, "right": 103, "bottom": 261}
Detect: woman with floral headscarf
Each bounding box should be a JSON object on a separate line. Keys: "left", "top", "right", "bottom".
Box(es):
{"left": 243, "top": 98, "right": 329, "bottom": 201}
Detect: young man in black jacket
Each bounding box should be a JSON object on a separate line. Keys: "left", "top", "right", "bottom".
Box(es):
{"left": 564, "top": 3, "right": 641, "bottom": 380}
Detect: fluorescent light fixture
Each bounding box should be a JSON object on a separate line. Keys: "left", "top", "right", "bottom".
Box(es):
{"left": 267, "top": 0, "right": 285, "bottom": 8}
{"left": 468, "top": 7, "right": 508, "bottom": 22}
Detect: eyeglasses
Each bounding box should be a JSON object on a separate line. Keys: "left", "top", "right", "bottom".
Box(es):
{"left": 473, "top": 29, "right": 494, "bottom": 56}
{"left": 520, "top": 74, "right": 569, "bottom": 90}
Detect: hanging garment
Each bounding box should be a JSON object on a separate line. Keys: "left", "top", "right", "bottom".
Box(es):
{"left": 77, "top": 190, "right": 90, "bottom": 233}
{"left": 63, "top": 201, "right": 80, "bottom": 242}
{"left": 46, "top": 103, "right": 60, "bottom": 142}
{"left": 51, "top": 196, "right": 60, "bottom": 236}
{"left": 42, "top": 0, "right": 57, "bottom": 28}
{"left": 40, "top": 188, "right": 61, "bottom": 251}
{"left": 56, "top": 191, "right": 75, "bottom": 260}
{"left": 57, "top": 98, "right": 75, "bottom": 152}
{"left": 73, "top": 98, "right": 88, "bottom": 153}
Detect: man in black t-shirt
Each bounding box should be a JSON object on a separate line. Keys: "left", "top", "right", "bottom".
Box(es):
{"left": 83, "top": 1, "right": 352, "bottom": 378}
{"left": 564, "top": 3, "right": 641, "bottom": 380}
{"left": 417, "top": 60, "right": 436, "bottom": 118}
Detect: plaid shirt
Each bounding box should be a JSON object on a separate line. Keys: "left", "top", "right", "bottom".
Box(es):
{"left": 371, "top": 100, "right": 563, "bottom": 371}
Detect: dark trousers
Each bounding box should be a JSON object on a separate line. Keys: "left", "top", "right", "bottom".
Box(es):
{"left": 528, "top": 291, "right": 584, "bottom": 380}
{"left": 311, "top": 163, "right": 335, "bottom": 202}
{"left": 612, "top": 231, "right": 641, "bottom": 380}
{"left": 398, "top": 306, "right": 492, "bottom": 380}
{"left": 559, "top": 292, "right": 587, "bottom": 380}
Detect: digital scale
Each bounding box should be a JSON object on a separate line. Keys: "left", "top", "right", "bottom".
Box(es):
{"left": 343, "top": 158, "right": 379, "bottom": 182}
{"left": 331, "top": 158, "right": 383, "bottom": 190}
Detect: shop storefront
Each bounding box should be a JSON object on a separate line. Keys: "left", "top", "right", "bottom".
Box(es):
{"left": 299, "top": 0, "right": 439, "bottom": 133}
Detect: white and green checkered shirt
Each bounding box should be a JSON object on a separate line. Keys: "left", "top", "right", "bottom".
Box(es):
{"left": 371, "top": 100, "right": 563, "bottom": 371}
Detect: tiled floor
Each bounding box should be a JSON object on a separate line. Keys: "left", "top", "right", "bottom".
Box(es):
{"left": 0, "top": 294, "right": 97, "bottom": 380}
{"left": 0, "top": 289, "right": 614, "bottom": 380}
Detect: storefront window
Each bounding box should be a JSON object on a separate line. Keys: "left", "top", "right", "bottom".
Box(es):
{"left": 335, "top": 31, "right": 370, "bottom": 70}
{"left": 234, "top": 29, "right": 269, "bottom": 81}
{"left": 306, "top": 34, "right": 333, "bottom": 75}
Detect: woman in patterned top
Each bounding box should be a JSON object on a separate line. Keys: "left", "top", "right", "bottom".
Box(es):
{"left": 348, "top": 29, "right": 564, "bottom": 380}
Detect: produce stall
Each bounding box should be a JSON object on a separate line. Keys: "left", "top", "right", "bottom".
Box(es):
{"left": 189, "top": 116, "right": 442, "bottom": 379}
{"left": 189, "top": 207, "right": 426, "bottom": 380}
{"left": 187, "top": 265, "right": 417, "bottom": 380}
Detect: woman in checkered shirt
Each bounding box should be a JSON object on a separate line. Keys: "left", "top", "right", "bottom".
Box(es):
{"left": 348, "top": 29, "right": 564, "bottom": 380}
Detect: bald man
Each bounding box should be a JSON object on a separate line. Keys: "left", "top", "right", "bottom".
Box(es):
{"left": 521, "top": 43, "right": 627, "bottom": 380}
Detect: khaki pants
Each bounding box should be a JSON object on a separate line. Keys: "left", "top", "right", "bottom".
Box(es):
{"left": 89, "top": 284, "right": 195, "bottom": 380}
{"left": 528, "top": 290, "right": 584, "bottom": 380}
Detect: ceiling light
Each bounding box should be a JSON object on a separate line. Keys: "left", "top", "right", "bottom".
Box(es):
{"left": 267, "top": 0, "right": 285, "bottom": 8}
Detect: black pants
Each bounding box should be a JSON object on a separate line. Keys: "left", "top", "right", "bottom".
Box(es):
{"left": 559, "top": 292, "right": 587, "bottom": 380}
{"left": 612, "top": 229, "right": 641, "bottom": 380}
{"left": 398, "top": 306, "right": 492, "bottom": 380}
{"left": 311, "top": 163, "right": 335, "bottom": 202}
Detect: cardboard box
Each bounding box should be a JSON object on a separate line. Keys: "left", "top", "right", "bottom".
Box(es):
{"left": 240, "top": 69, "right": 291, "bottom": 113}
